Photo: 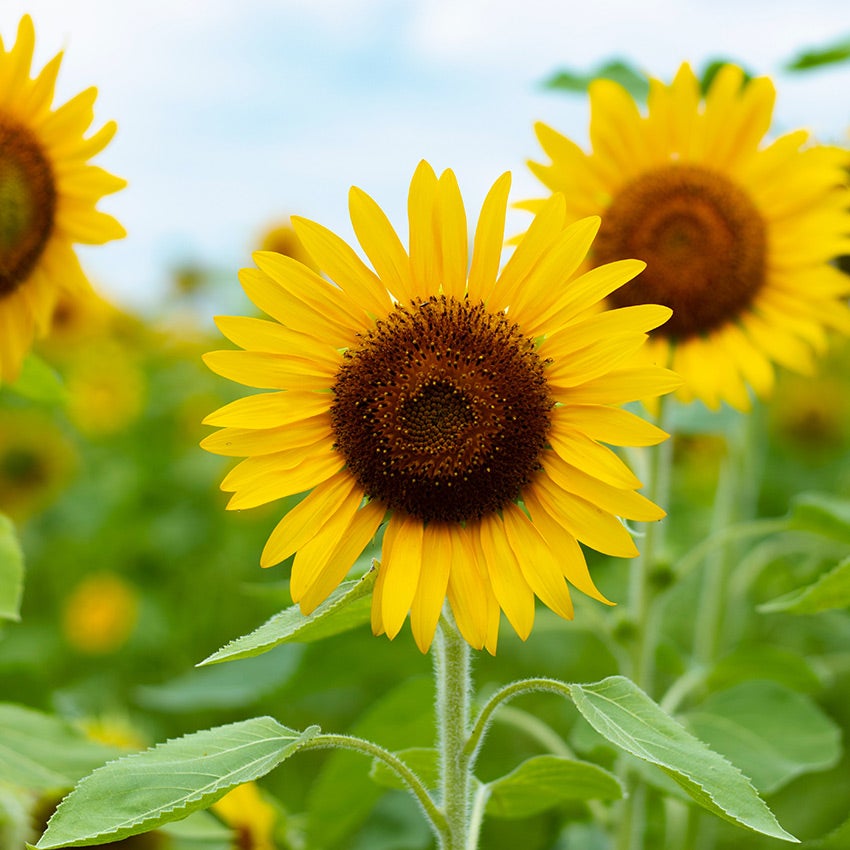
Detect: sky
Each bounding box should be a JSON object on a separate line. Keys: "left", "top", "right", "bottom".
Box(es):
{"left": 5, "top": 0, "right": 850, "bottom": 314}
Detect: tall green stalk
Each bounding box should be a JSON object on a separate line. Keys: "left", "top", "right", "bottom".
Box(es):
{"left": 434, "top": 617, "right": 473, "bottom": 849}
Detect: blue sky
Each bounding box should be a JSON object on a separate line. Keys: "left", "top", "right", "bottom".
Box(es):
{"left": 6, "top": 0, "right": 850, "bottom": 313}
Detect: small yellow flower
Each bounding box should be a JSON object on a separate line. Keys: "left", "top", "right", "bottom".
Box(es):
{"left": 203, "top": 162, "right": 679, "bottom": 653}
{"left": 0, "top": 15, "right": 125, "bottom": 382}
{"left": 526, "top": 63, "right": 850, "bottom": 411}
{"left": 213, "top": 782, "right": 277, "bottom": 850}
{"left": 0, "top": 407, "right": 76, "bottom": 521}
{"left": 62, "top": 572, "right": 138, "bottom": 654}
{"left": 64, "top": 340, "right": 145, "bottom": 436}
{"left": 257, "top": 219, "right": 317, "bottom": 271}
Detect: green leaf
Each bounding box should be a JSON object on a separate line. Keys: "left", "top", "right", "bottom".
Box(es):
{"left": 5, "top": 354, "right": 65, "bottom": 404}
{"left": 683, "top": 681, "right": 841, "bottom": 794}
{"left": 0, "top": 515, "right": 24, "bottom": 623}
{"left": 198, "top": 569, "right": 377, "bottom": 666}
{"left": 706, "top": 646, "right": 822, "bottom": 694}
{"left": 0, "top": 703, "right": 121, "bottom": 791}
{"left": 569, "top": 676, "right": 797, "bottom": 842}
{"left": 136, "top": 646, "right": 301, "bottom": 712}
{"left": 542, "top": 59, "right": 649, "bottom": 101}
{"left": 369, "top": 747, "right": 438, "bottom": 792}
{"left": 36, "top": 717, "right": 319, "bottom": 849}
{"left": 786, "top": 36, "right": 850, "bottom": 71}
{"left": 485, "top": 755, "right": 623, "bottom": 819}
{"left": 788, "top": 492, "right": 850, "bottom": 544}
{"left": 758, "top": 556, "right": 850, "bottom": 615}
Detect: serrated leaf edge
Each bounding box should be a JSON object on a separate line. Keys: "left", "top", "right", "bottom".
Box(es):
{"left": 37, "top": 718, "right": 319, "bottom": 849}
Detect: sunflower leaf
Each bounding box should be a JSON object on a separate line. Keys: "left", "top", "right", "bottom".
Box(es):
{"left": 788, "top": 492, "right": 850, "bottom": 544}
{"left": 0, "top": 514, "right": 24, "bottom": 623}
{"left": 569, "top": 676, "right": 797, "bottom": 842}
{"left": 785, "top": 36, "right": 850, "bottom": 71}
{"left": 682, "top": 681, "right": 841, "bottom": 794}
{"left": 197, "top": 568, "right": 377, "bottom": 666}
{"left": 542, "top": 59, "right": 649, "bottom": 101}
{"left": 758, "top": 556, "right": 850, "bottom": 615}
{"left": 35, "top": 717, "right": 319, "bottom": 849}
{"left": 0, "top": 703, "right": 121, "bottom": 791}
{"left": 369, "top": 747, "right": 438, "bottom": 792}
{"left": 485, "top": 755, "right": 624, "bottom": 819}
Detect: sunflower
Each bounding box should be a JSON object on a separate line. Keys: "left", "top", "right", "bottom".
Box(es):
{"left": 525, "top": 63, "right": 850, "bottom": 411}
{"left": 202, "top": 162, "right": 680, "bottom": 653}
{"left": 0, "top": 15, "right": 125, "bottom": 383}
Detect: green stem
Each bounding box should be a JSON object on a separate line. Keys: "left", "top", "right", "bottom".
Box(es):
{"left": 617, "top": 397, "right": 674, "bottom": 850}
{"left": 465, "top": 677, "right": 573, "bottom": 768}
{"left": 466, "top": 782, "right": 491, "bottom": 850}
{"left": 628, "top": 394, "right": 673, "bottom": 692}
{"left": 435, "top": 617, "right": 473, "bottom": 849}
{"left": 303, "top": 733, "right": 447, "bottom": 841}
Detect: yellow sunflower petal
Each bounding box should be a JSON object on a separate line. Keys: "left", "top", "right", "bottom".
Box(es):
{"left": 552, "top": 404, "right": 668, "bottom": 447}
{"left": 260, "top": 470, "right": 359, "bottom": 568}
{"left": 502, "top": 504, "right": 574, "bottom": 621}
{"left": 203, "top": 392, "right": 331, "bottom": 429}
{"left": 446, "top": 525, "right": 489, "bottom": 650}
{"left": 478, "top": 513, "right": 535, "bottom": 640}
{"left": 467, "top": 171, "right": 511, "bottom": 304}
{"left": 225, "top": 440, "right": 343, "bottom": 511}
{"left": 548, "top": 426, "right": 642, "bottom": 489}
{"left": 437, "top": 169, "right": 468, "bottom": 300}
{"left": 408, "top": 160, "right": 441, "bottom": 297}
{"left": 291, "top": 217, "right": 393, "bottom": 319}
{"left": 522, "top": 486, "right": 613, "bottom": 604}
{"left": 409, "top": 524, "right": 452, "bottom": 653}
{"left": 299, "top": 500, "right": 385, "bottom": 615}
{"left": 349, "top": 185, "right": 415, "bottom": 303}
{"left": 380, "top": 514, "right": 424, "bottom": 640}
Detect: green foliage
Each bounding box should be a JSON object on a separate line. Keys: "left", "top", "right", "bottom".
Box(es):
{"left": 135, "top": 647, "right": 303, "bottom": 712}
{"left": 4, "top": 354, "right": 66, "bottom": 404}
{"left": 369, "top": 747, "right": 438, "bottom": 791}
{"left": 785, "top": 36, "right": 850, "bottom": 71}
{"left": 683, "top": 681, "right": 841, "bottom": 793}
{"left": 569, "top": 677, "right": 797, "bottom": 842}
{"left": 485, "top": 755, "right": 623, "bottom": 818}
{"left": 34, "top": 717, "right": 319, "bottom": 848}
{"left": 788, "top": 492, "right": 850, "bottom": 544}
{"left": 0, "top": 514, "right": 23, "bottom": 623}
{"left": 0, "top": 703, "right": 120, "bottom": 792}
{"left": 542, "top": 59, "right": 649, "bottom": 101}
{"left": 306, "top": 677, "right": 435, "bottom": 848}
{"left": 759, "top": 557, "right": 850, "bottom": 615}
{"left": 199, "top": 570, "right": 377, "bottom": 666}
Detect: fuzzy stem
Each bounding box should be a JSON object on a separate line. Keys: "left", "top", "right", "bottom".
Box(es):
{"left": 434, "top": 617, "right": 473, "bottom": 849}
{"left": 303, "top": 733, "right": 448, "bottom": 842}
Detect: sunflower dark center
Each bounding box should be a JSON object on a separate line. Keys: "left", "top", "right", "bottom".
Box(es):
{"left": 0, "top": 119, "right": 56, "bottom": 296}
{"left": 594, "top": 164, "right": 766, "bottom": 339}
{"left": 331, "top": 295, "right": 552, "bottom": 523}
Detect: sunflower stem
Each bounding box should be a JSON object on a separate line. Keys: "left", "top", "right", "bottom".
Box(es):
{"left": 692, "top": 406, "right": 761, "bottom": 667}
{"left": 434, "top": 616, "right": 473, "bottom": 850}
{"left": 619, "top": 395, "right": 673, "bottom": 850}
{"left": 302, "top": 733, "right": 448, "bottom": 841}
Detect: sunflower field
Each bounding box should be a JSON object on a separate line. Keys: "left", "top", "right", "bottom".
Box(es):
{"left": 3, "top": 8, "right": 850, "bottom": 850}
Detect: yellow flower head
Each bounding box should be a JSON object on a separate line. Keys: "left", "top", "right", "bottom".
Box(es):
{"left": 212, "top": 782, "right": 277, "bottom": 850}
{"left": 0, "top": 406, "right": 76, "bottom": 521}
{"left": 257, "top": 218, "right": 318, "bottom": 272}
{"left": 62, "top": 572, "right": 138, "bottom": 654}
{"left": 0, "top": 15, "right": 125, "bottom": 383}
{"left": 526, "top": 63, "right": 850, "bottom": 411}
{"left": 203, "top": 162, "right": 680, "bottom": 653}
